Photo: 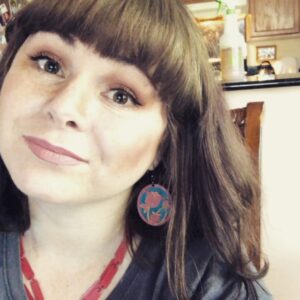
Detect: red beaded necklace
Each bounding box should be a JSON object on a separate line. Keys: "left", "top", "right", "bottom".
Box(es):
{"left": 20, "top": 237, "right": 128, "bottom": 300}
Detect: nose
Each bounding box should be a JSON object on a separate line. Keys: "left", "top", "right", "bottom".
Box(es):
{"left": 43, "top": 76, "right": 94, "bottom": 131}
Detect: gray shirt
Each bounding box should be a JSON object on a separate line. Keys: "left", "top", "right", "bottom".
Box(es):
{"left": 0, "top": 232, "right": 272, "bottom": 299}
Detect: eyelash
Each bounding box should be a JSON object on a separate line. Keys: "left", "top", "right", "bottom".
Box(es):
{"left": 30, "top": 52, "right": 63, "bottom": 76}
{"left": 109, "top": 87, "right": 141, "bottom": 106}
{"left": 29, "top": 53, "right": 141, "bottom": 106}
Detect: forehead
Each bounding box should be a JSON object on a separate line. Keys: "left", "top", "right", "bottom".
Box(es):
{"left": 6, "top": 0, "right": 191, "bottom": 106}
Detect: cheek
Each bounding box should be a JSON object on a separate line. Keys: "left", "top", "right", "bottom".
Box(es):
{"left": 0, "top": 81, "right": 18, "bottom": 142}
{"left": 0, "top": 71, "right": 36, "bottom": 121}
{"left": 117, "top": 134, "right": 157, "bottom": 169}
{"left": 92, "top": 113, "right": 166, "bottom": 171}
{"left": 0, "top": 90, "right": 27, "bottom": 146}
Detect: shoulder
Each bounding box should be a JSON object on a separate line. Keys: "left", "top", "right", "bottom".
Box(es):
{"left": 0, "top": 231, "right": 22, "bottom": 300}
{"left": 0, "top": 230, "right": 19, "bottom": 244}
{"left": 186, "top": 238, "right": 273, "bottom": 300}
{"left": 0, "top": 231, "right": 20, "bottom": 261}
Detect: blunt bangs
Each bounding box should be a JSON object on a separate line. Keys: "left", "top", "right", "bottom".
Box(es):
{"left": 6, "top": 0, "right": 205, "bottom": 109}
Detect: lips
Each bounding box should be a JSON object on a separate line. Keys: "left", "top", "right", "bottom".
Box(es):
{"left": 23, "top": 135, "right": 88, "bottom": 166}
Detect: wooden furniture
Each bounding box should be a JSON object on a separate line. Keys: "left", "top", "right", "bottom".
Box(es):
{"left": 246, "top": 0, "right": 300, "bottom": 41}
{"left": 232, "top": 102, "right": 264, "bottom": 161}
{"left": 231, "top": 101, "right": 264, "bottom": 269}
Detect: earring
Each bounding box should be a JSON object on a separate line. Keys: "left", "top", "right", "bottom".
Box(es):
{"left": 137, "top": 172, "right": 172, "bottom": 226}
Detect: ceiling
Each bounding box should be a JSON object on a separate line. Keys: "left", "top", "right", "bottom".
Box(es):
{"left": 183, "top": 0, "right": 214, "bottom": 3}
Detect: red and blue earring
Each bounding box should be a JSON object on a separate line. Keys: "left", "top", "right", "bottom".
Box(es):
{"left": 137, "top": 172, "right": 172, "bottom": 226}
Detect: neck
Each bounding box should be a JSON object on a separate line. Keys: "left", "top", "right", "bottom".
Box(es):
{"left": 24, "top": 195, "right": 129, "bottom": 262}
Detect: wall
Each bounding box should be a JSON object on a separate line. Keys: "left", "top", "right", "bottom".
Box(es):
{"left": 187, "top": 2, "right": 300, "bottom": 69}
{"left": 247, "top": 38, "right": 300, "bottom": 67}
{"left": 186, "top": 0, "right": 247, "bottom": 18}
{"left": 225, "top": 86, "right": 300, "bottom": 300}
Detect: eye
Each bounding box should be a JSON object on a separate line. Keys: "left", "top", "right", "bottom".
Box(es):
{"left": 107, "top": 88, "right": 140, "bottom": 106}
{"left": 30, "top": 54, "right": 63, "bottom": 77}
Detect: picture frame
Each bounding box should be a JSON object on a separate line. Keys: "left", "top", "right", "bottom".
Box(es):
{"left": 256, "top": 45, "right": 277, "bottom": 61}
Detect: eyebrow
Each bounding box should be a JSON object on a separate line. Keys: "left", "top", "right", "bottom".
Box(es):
{"left": 56, "top": 32, "right": 76, "bottom": 47}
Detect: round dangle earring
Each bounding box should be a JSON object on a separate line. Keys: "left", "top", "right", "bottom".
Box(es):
{"left": 137, "top": 172, "right": 172, "bottom": 226}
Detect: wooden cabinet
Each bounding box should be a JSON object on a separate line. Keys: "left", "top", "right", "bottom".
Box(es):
{"left": 246, "top": 0, "right": 300, "bottom": 41}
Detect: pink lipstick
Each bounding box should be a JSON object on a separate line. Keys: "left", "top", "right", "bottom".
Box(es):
{"left": 23, "top": 135, "right": 88, "bottom": 166}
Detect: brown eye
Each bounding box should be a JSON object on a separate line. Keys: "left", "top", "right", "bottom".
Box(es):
{"left": 43, "top": 59, "right": 60, "bottom": 74}
{"left": 113, "top": 90, "right": 130, "bottom": 104}
{"left": 31, "top": 54, "right": 63, "bottom": 76}
{"left": 108, "top": 88, "right": 140, "bottom": 106}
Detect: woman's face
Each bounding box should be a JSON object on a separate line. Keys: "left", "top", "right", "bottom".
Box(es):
{"left": 0, "top": 32, "right": 166, "bottom": 204}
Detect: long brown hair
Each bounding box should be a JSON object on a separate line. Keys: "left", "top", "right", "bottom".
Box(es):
{"left": 0, "top": 0, "right": 268, "bottom": 299}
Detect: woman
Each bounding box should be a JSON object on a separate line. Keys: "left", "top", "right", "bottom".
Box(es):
{"left": 0, "top": 0, "right": 271, "bottom": 299}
